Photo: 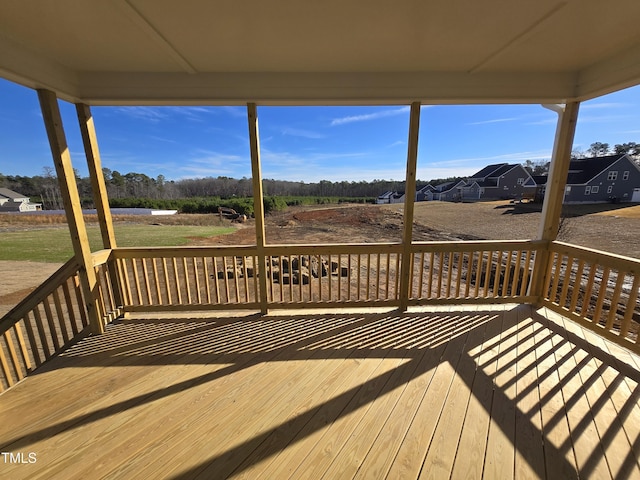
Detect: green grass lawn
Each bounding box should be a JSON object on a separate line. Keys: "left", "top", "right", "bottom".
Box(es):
{"left": 0, "top": 224, "right": 235, "bottom": 263}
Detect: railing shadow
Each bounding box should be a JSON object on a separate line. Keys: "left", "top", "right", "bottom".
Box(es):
{"left": 1, "top": 305, "right": 638, "bottom": 478}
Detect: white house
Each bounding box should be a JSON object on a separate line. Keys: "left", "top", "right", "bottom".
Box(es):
{"left": 0, "top": 188, "right": 42, "bottom": 212}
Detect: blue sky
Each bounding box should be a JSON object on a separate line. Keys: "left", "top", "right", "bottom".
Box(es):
{"left": 1, "top": 77, "right": 639, "bottom": 183}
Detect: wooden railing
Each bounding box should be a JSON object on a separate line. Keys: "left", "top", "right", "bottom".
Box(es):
{"left": 0, "top": 251, "right": 118, "bottom": 392}
{"left": 115, "top": 246, "right": 262, "bottom": 312}
{"left": 542, "top": 241, "right": 640, "bottom": 351}
{"left": 408, "top": 240, "right": 542, "bottom": 305}
{"left": 3, "top": 239, "right": 639, "bottom": 390}
{"left": 113, "top": 241, "right": 543, "bottom": 312}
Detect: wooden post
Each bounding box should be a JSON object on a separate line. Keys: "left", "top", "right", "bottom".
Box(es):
{"left": 399, "top": 102, "right": 421, "bottom": 311}
{"left": 37, "top": 89, "right": 104, "bottom": 334}
{"left": 76, "top": 103, "right": 124, "bottom": 309}
{"left": 247, "top": 103, "right": 269, "bottom": 314}
{"left": 529, "top": 101, "right": 580, "bottom": 300}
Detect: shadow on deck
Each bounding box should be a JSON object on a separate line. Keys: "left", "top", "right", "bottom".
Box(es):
{"left": 1, "top": 304, "right": 639, "bottom": 479}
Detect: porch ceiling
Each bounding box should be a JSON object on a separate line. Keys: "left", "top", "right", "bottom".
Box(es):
{"left": 1, "top": 0, "right": 640, "bottom": 105}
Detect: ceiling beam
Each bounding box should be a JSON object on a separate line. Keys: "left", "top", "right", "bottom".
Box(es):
{"left": 76, "top": 70, "right": 578, "bottom": 106}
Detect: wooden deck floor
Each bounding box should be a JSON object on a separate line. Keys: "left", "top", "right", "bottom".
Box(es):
{"left": 1, "top": 304, "right": 639, "bottom": 479}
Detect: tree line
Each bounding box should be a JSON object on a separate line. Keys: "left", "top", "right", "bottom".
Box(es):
{"left": 1, "top": 167, "right": 458, "bottom": 211}
{"left": 1, "top": 141, "right": 637, "bottom": 211}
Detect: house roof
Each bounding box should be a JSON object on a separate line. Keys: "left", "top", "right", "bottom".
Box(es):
{"left": 534, "top": 154, "right": 636, "bottom": 185}
{"left": 1, "top": 1, "right": 640, "bottom": 105}
{"left": 469, "top": 164, "right": 509, "bottom": 180}
{"left": 0, "top": 188, "right": 28, "bottom": 200}
{"left": 565, "top": 154, "right": 630, "bottom": 184}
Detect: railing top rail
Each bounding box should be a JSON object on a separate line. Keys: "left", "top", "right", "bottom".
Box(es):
{"left": 113, "top": 245, "right": 260, "bottom": 259}
{"left": 411, "top": 239, "right": 545, "bottom": 251}
{"left": 0, "top": 257, "right": 80, "bottom": 335}
{"left": 551, "top": 241, "right": 640, "bottom": 272}
{"left": 92, "top": 249, "right": 112, "bottom": 267}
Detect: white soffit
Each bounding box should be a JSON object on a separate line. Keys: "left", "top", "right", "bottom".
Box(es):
{"left": 0, "top": 0, "right": 639, "bottom": 104}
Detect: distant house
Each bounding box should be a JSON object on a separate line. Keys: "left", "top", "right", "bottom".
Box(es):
{"left": 416, "top": 184, "right": 436, "bottom": 202}
{"left": 416, "top": 180, "right": 481, "bottom": 202}
{"left": 376, "top": 191, "right": 405, "bottom": 204}
{"left": 436, "top": 180, "right": 466, "bottom": 202}
{"left": 468, "top": 163, "right": 537, "bottom": 200}
{"left": 536, "top": 154, "right": 640, "bottom": 204}
{"left": 0, "top": 188, "right": 42, "bottom": 212}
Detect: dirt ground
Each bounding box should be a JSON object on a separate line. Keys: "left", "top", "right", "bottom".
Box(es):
{"left": 208, "top": 201, "right": 640, "bottom": 257}
{"left": 2, "top": 200, "right": 639, "bottom": 316}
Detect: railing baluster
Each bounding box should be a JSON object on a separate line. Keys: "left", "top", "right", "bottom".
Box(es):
{"left": 212, "top": 257, "right": 220, "bottom": 304}
{"left": 203, "top": 257, "right": 211, "bottom": 304}
{"left": 22, "top": 313, "right": 41, "bottom": 366}
{"left": 483, "top": 251, "right": 493, "bottom": 298}
{"left": 446, "top": 252, "right": 454, "bottom": 298}
{"left": 394, "top": 253, "right": 404, "bottom": 300}
{"left": 42, "top": 299, "right": 60, "bottom": 352}
{"left": 503, "top": 251, "right": 513, "bottom": 298}
{"left": 193, "top": 258, "right": 202, "bottom": 304}
{"left": 132, "top": 258, "right": 142, "bottom": 305}
{"left": 605, "top": 270, "right": 625, "bottom": 331}
{"left": 492, "top": 251, "right": 503, "bottom": 297}
{"left": 182, "top": 258, "right": 191, "bottom": 304}
{"left": 4, "top": 329, "right": 23, "bottom": 382}
{"left": 14, "top": 322, "right": 32, "bottom": 373}
{"left": 568, "top": 259, "right": 585, "bottom": 313}
{"left": 580, "top": 263, "right": 597, "bottom": 318}
{"left": 543, "top": 252, "right": 557, "bottom": 302}
{"left": 0, "top": 339, "right": 13, "bottom": 389}
{"left": 119, "top": 258, "right": 132, "bottom": 306}
{"left": 243, "top": 256, "right": 250, "bottom": 304}
{"left": 455, "top": 252, "right": 463, "bottom": 298}
{"left": 520, "top": 250, "right": 533, "bottom": 297}
{"left": 510, "top": 251, "right": 522, "bottom": 298}
{"left": 33, "top": 306, "right": 51, "bottom": 361}
{"left": 141, "top": 258, "right": 152, "bottom": 304}
{"left": 52, "top": 289, "right": 70, "bottom": 344}
{"left": 593, "top": 267, "right": 611, "bottom": 325}
{"left": 474, "top": 251, "right": 483, "bottom": 298}
{"left": 152, "top": 258, "right": 162, "bottom": 304}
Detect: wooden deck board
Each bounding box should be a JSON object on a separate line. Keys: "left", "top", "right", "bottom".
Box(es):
{"left": 0, "top": 304, "right": 639, "bottom": 480}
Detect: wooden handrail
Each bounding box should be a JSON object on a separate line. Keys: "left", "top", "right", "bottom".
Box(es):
{"left": 0, "top": 258, "right": 80, "bottom": 336}
{"left": 2, "top": 239, "right": 638, "bottom": 391}
{"left": 543, "top": 241, "right": 640, "bottom": 353}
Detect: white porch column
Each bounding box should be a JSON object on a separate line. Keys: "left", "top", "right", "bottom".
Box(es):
{"left": 247, "top": 103, "right": 269, "bottom": 314}
{"left": 37, "top": 89, "right": 104, "bottom": 334}
{"left": 399, "top": 102, "right": 421, "bottom": 311}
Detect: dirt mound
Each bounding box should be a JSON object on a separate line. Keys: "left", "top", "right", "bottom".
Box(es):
{"left": 292, "top": 206, "right": 383, "bottom": 226}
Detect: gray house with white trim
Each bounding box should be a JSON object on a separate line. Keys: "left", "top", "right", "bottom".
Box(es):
{"left": 469, "top": 163, "right": 537, "bottom": 200}
{"left": 536, "top": 154, "right": 640, "bottom": 204}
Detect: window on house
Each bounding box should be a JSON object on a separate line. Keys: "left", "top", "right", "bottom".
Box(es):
{"left": 607, "top": 171, "right": 618, "bottom": 181}
{"left": 608, "top": 186, "right": 613, "bottom": 194}
{"left": 585, "top": 186, "right": 591, "bottom": 194}
{"left": 517, "top": 178, "right": 524, "bottom": 185}
{"left": 623, "top": 171, "right": 630, "bottom": 180}
{"left": 591, "top": 185, "right": 599, "bottom": 193}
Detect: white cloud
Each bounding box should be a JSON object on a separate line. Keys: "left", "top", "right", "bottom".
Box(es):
{"left": 467, "top": 117, "right": 518, "bottom": 126}
{"left": 330, "top": 106, "right": 410, "bottom": 126}
{"left": 281, "top": 127, "right": 326, "bottom": 139}
{"left": 581, "top": 102, "right": 626, "bottom": 110}
{"left": 115, "top": 107, "right": 168, "bottom": 123}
